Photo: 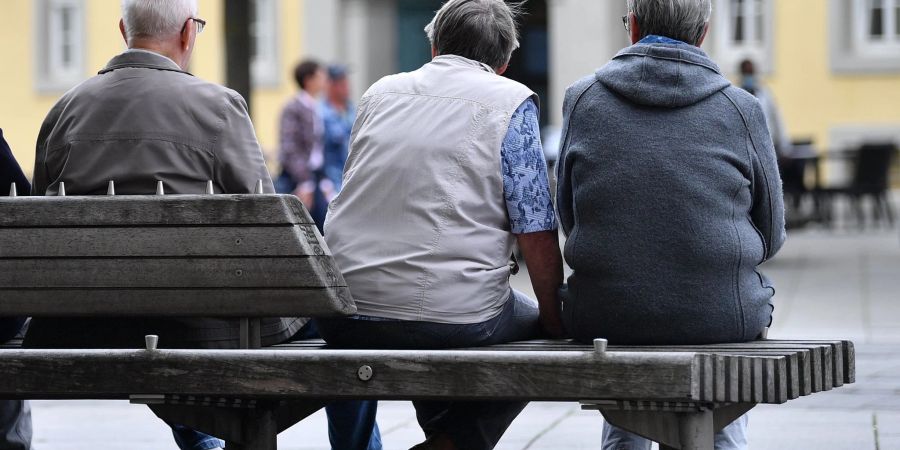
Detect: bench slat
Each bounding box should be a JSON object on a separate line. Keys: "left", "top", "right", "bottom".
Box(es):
{"left": 0, "top": 257, "right": 343, "bottom": 289}
{"left": 0, "top": 226, "right": 326, "bottom": 258}
{"left": 0, "top": 349, "right": 702, "bottom": 402}
{"left": 0, "top": 287, "right": 355, "bottom": 317}
{"left": 0, "top": 195, "right": 311, "bottom": 227}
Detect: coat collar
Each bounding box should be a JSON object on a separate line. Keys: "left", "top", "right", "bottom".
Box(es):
{"left": 98, "top": 49, "right": 193, "bottom": 76}
{"left": 430, "top": 55, "right": 497, "bottom": 74}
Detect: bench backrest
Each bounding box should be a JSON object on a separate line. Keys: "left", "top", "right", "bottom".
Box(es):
{"left": 0, "top": 193, "right": 355, "bottom": 318}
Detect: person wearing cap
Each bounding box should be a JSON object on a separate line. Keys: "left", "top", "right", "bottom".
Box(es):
{"left": 319, "top": 64, "right": 354, "bottom": 197}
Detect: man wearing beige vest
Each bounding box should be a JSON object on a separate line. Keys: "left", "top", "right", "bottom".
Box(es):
{"left": 320, "top": 0, "right": 564, "bottom": 449}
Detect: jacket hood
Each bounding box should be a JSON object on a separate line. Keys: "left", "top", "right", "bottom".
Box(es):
{"left": 596, "top": 43, "right": 730, "bottom": 108}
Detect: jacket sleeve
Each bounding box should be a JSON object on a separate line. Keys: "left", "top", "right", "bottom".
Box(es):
{"left": 215, "top": 93, "right": 275, "bottom": 194}
{"left": 278, "top": 99, "right": 316, "bottom": 187}
{"left": 0, "top": 130, "right": 30, "bottom": 196}
{"left": 556, "top": 79, "right": 595, "bottom": 237}
{"left": 32, "top": 101, "right": 65, "bottom": 195}
{"left": 747, "top": 101, "right": 787, "bottom": 260}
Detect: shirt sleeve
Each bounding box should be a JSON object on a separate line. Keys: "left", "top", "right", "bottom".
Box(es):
{"left": 501, "top": 98, "right": 558, "bottom": 234}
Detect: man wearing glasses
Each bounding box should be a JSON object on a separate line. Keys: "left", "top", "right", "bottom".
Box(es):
{"left": 27, "top": 1, "right": 302, "bottom": 449}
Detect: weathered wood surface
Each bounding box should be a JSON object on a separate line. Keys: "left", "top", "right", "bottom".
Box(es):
{"left": 0, "top": 195, "right": 312, "bottom": 227}
{"left": 0, "top": 349, "right": 701, "bottom": 402}
{"left": 0, "top": 340, "right": 855, "bottom": 405}
{"left": 0, "top": 257, "right": 343, "bottom": 288}
{"left": 0, "top": 194, "right": 354, "bottom": 318}
{"left": 0, "top": 287, "right": 355, "bottom": 317}
{"left": 0, "top": 225, "right": 328, "bottom": 258}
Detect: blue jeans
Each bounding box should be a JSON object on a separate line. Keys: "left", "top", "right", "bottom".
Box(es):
{"left": 0, "top": 400, "right": 31, "bottom": 450}
{"left": 317, "top": 290, "right": 542, "bottom": 450}
{"left": 602, "top": 414, "right": 749, "bottom": 450}
{"left": 172, "top": 425, "right": 224, "bottom": 450}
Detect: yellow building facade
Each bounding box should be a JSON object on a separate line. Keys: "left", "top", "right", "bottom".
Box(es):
{"left": 767, "top": 0, "right": 900, "bottom": 155}
{"left": 0, "top": 0, "right": 304, "bottom": 178}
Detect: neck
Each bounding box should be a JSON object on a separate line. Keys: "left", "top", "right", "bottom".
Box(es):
{"left": 129, "top": 39, "right": 185, "bottom": 69}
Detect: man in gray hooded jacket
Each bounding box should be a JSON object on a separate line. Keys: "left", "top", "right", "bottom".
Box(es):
{"left": 556, "top": 0, "right": 785, "bottom": 448}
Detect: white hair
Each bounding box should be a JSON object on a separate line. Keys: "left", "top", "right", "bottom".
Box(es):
{"left": 121, "top": 0, "right": 198, "bottom": 42}
{"left": 626, "top": 0, "right": 712, "bottom": 45}
{"left": 425, "top": 0, "right": 523, "bottom": 69}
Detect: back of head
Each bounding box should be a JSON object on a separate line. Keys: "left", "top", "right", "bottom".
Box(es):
{"left": 626, "top": 0, "right": 712, "bottom": 45}
{"left": 121, "top": 0, "right": 198, "bottom": 44}
{"left": 294, "top": 60, "right": 322, "bottom": 90}
{"left": 425, "top": 0, "right": 523, "bottom": 70}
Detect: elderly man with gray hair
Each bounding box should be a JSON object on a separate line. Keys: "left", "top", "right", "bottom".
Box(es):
{"left": 25, "top": 1, "right": 323, "bottom": 450}
{"left": 556, "top": 0, "right": 785, "bottom": 449}
{"left": 320, "top": 0, "right": 564, "bottom": 448}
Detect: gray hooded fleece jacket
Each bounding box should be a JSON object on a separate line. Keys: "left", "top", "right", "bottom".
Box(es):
{"left": 556, "top": 41, "right": 786, "bottom": 345}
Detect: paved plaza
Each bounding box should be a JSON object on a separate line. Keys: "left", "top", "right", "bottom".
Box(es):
{"left": 29, "top": 204, "right": 900, "bottom": 449}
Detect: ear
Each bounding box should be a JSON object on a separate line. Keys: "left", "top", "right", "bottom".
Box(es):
{"left": 119, "top": 19, "right": 128, "bottom": 46}
{"left": 180, "top": 18, "right": 193, "bottom": 51}
{"left": 629, "top": 13, "right": 641, "bottom": 45}
{"left": 495, "top": 63, "right": 509, "bottom": 76}
{"left": 696, "top": 23, "right": 710, "bottom": 47}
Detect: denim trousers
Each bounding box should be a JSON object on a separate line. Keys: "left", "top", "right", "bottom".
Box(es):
{"left": 0, "top": 400, "right": 31, "bottom": 450}
{"left": 317, "top": 289, "right": 543, "bottom": 450}
{"left": 170, "top": 321, "right": 383, "bottom": 450}
{"left": 602, "top": 414, "right": 749, "bottom": 450}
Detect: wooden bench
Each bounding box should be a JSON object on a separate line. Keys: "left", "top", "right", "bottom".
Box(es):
{"left": 0, "top": 190, "right": 855, "bottom": 450}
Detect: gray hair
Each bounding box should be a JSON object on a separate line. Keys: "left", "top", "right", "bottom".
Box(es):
{"left": 121, "top": 0, "right": 198, "bottom": 42}
{"left": 626, "top": 0, "right": 712, "bottom": 45}
{"left": 425, "top": 0, "right": 523, "bottom": 69}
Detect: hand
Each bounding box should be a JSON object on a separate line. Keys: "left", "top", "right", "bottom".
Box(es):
{"left": 540, "top": 311, "right": 566, "bottom": 339}
{"left": 293, "top": 186, "right": 315, "bottom": 209}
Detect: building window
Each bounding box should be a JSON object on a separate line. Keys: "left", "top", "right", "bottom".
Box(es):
{"left": 831, "top": 0, "right": 900, "bottom": 73}
{"left": 250, "top": 0, "right": 280, "bottom": 87}
{"left": 854, "top": 0, "right": 900, "bottom": 54}
{"left": 708, "top": 0, "right": 774, "bottom": 75}
{"left": 35, "top": 0, "right": 85, "bottom": 92}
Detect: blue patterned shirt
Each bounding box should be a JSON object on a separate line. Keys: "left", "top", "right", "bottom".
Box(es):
{"left": 501, "top": 99, "right": 557, "bottom": 234}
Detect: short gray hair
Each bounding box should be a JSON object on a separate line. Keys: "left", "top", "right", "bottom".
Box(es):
{"left": 121, "top": 0, "right": 198, "bottom": 42}
{"left": 626, "top": 0, "right": 712, "bottom": 45}
{"left": 425, "top": 0, "right": 523, "bottom": 69}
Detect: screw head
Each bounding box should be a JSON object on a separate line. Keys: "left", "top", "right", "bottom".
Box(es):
{"left": 357, "top": 365, "right": 373, "bottom": 381}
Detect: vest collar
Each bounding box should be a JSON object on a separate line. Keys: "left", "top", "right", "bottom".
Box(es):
{"left": 430, "top": 55, "right": 496, "bottom": 74}
{"left": 99, "top": 49, "right": 193, "bottom": 76}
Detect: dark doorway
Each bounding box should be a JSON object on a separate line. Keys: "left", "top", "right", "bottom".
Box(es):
{"left": 504, "top": 0, "right": 549, "bottom": 126}
{"left": 395, "top": 1, "right": 550, "bottom": 125}
{"left": 396, "top": 0, "right": 443, "bottom": 73}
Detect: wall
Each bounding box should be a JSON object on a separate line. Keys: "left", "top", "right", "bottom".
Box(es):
{"left": 766, "top": 0, "right": 900, "bottom": 154}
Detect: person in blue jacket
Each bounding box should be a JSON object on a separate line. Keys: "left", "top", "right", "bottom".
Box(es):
{"left": 0, "top": 128, "right": 33, "bottom": 449}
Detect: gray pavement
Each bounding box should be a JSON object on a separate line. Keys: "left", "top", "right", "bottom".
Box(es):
{"left": 29, "top": 215, "right": 900, "bottom": 449}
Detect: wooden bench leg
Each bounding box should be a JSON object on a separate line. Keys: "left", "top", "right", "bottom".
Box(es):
{"left": 229, "top": 409, "right": 277, "bottom": 450}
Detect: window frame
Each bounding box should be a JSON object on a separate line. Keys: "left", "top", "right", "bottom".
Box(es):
{"left": 852, "top": 0, "right": 900, "bottom": 56}
{"left": 250, "top": 0, "right": 281, "bottom": 88}
{"left": 34, "top": 0, "right": 86, "bottom": 93}
{"left": 831, "top": 0, "right": 900, "bottom": 73}
{"left": 708, "top": 0, "right": 776, "bottom": 75}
